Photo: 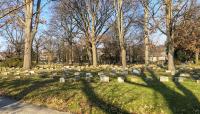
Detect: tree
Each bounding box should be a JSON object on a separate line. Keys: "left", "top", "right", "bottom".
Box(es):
{"left": 164, "top": 0, "right": 175, "bottom": 72}
{"left": 115, "top": 0, "right": 126, "bottom": 69}
{"left": 174, "top": 1, "right": 200, "bottom": 64}
{"left": 69, "top": 0, "right": 113, "bottom": 66}
{"left": 1, "top": 21, "right": 24, "bottom": 58}
{"left": 23, "top": 0, "right": 41, "bottom": 69}
{"left": 141, "top": 0, "right": 150, "bottom": 67}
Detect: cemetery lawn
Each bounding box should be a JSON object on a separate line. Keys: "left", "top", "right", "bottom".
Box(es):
{"left": 0, "top": 68, "right": 200, "bottom": 114}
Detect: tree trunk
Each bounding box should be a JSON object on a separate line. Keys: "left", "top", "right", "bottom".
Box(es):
{"left": 144, "top": 0, "right": 149, "bottom": 67}
{"left": 168, "top": 43, "right": 175, "bottom": 72}
{"left": 23, "top": 37, "right": 32, "bottom": 69}
{"left": 69, "top": 43, "right": 73, "bottom": 65}
{"left": 36, "top": 46, "right": 39, "bottom": 64}
{"left": 165, "top": 0, "right": 175, "bottom": 72}
{"left": 121, "top": 47, "right": 126, "bottom": 68}
{"left": 195, "top": 48, "right": 199, "bottom": 64}
{"left": 117, "top": 0, "right": 126, "bottom": 69}
{"left": 23, "top": 0, "right": 33, "bottom": 69}
{"left": 91, "top": 13, "right": 98, "bottom": 67}
{"left": 85, "top": 35, "right": 92, "bottom": 65}
{"left": 91, "top": 41, "right": 97, "bottom": 67}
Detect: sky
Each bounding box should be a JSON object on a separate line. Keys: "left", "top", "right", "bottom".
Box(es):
{"left": 1, "top": 0, "right": 199, "bottom": 51}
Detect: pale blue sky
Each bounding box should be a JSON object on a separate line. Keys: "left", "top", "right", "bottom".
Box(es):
{"left": 1, "top": 0, "right": 200, "bottom": 51}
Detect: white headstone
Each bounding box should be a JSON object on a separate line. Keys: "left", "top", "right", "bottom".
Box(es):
{"left": 59, "top": 77, "right": 65, "bottom": 83}
{"left": 29, "top": 71, "right": 35, "bottom": 74}
{"left": 165, "top": 70, "right": 171, "bottom": 73}
{"left": 118, "top": 77, "right": 124, "bottom": 83}
{"left": 160, "top": 76, "right": 169, "bottom": 82}
{"left": 100, "top": 75, "right": 109, "bottom": 82}
{"left": 180, "top": 73, "right": 190, "bottom": 77}
{"left": 86, "top": 73, "right": 93, "bottom": 77}
{"left": 74, "top": 72, "right": 80, "bottom": 76}
{"left": 197, "top": 80, "right": 200, "bottom": 84}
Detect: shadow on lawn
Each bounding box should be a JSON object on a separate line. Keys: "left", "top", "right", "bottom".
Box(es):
{"left": 0, "top": 78, "right": 56, "bottom": 100}
{"left": 81, "top": 80, "right": 131, "bottom": 114}
{"left": 128, "top": 68, "right": 200, "bottom": 114}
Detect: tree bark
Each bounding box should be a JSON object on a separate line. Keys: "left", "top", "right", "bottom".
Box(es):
{"left": 117, "top": 0, "right": 126, "bottom": 69}
{"left": 85, "top": 32, "right": 92, "bottom": 65}
{"left": 165, "top": 0, "right": 175, "bottom": 72}
{"left": 36, "top": 45, "right": 39, "bottom": 64}
{"left": 69, "top": 43, "right": 73, "bottom": 65}
{"left": 195, "top": 48, "right": 199, "bottom": 64}
{"left": 23, "top": 0, "right": 33, "bottom": 69}
{"left": 91, "top": 13, "right": 98, "bottom": 67}
{"left": 144, "top": 0, "right": 149, "bottom": 67}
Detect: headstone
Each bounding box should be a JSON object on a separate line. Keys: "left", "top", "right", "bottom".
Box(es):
{"left": 174, "top": 77, "right": 184, "bottom": 82}
{"left": 118, "top": 77, "right": 124, "bottom": 83}
{"left": 197, "top": 80, "right": 200, "bottom": 84}
{"left": 86, "top": 73, "right": 93, "bottom": 77}
{"left": 180, "top": 73, "right": 190, "bottom": 77}
{"left": 59, "top": 77, "right": 65, "bottom": 83}
{"left": 98, "top": 72, "right": 104, "bottom": 76}
{"left": 165, "top": 70, "right": 171, "bottom": 73}
{"left": 29, "top": 71, "right": 35, "bottom": 75}
{"left": 100, "top": 75, "right": 109, "bottom": 82}
{"left": 160, "top": 76, "right": 169, "bottom": 82}
{"left": 132, "top": 69, "right": 140, "bottom": 75}
{"left": 74, "top": 72, "right": 80, "bottom": 76}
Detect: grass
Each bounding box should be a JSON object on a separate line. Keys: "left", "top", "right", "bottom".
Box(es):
{"left": 0, "top": 66, "right": 200, "bottom": 114}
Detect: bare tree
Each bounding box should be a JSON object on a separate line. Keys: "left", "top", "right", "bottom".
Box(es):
{"left": 115, "top": 0, "right": 126, "bottom": 69}
{"left": 1, "top": 21, "right": 24, "bottom": 58}
{"left": 68, "top": 0, "right": 113, "bottom": 66}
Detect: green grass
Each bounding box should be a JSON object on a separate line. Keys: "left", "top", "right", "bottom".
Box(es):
{"left": 0, "top": 67, "right": 200, "bottom": 114}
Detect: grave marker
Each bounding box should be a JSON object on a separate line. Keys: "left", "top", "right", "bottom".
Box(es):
{"left": 100, "top": 75, "right": 109, "bottom": 82}
{"left": 59, "top": 77, "right": 65, "bottom": 83}
{"left": 118, "top": 77, "right": 124, "bottom": 83}
{"left": 160, "top": 76, "right": 169, "bottom": 82}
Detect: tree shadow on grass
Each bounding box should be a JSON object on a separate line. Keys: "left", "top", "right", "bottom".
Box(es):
{"left": 81, "top": 80, "right": 131, "bottom": 114}
{"left": 0, "top": 78, "right": 57, "bottom": 100}
{"left": 127, "top": 68, "right": 200, "bottom": 114}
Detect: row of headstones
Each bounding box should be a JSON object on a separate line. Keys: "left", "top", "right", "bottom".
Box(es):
{"left": 60, "top": 68, "right": 141, "bottom": 83}
{"left": 159, "top": 76, "right": 200, "bottom": 83}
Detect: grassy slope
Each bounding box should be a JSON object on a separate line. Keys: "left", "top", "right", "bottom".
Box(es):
{"left": 0, "top": 67, "right": 200, "bottom": 114}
